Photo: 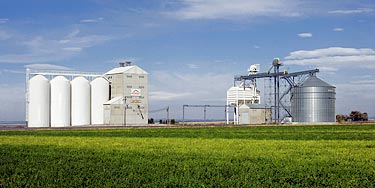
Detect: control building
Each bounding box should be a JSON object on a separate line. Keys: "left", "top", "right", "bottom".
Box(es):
{"left": 104, "top": 62, "right": 148, "bottom": 125}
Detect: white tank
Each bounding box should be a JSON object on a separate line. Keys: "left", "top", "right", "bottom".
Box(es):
{"left": 71, "top": 77, "right": 90, "bottom": 126}
{"left": 91, "top": 77, "right": 109, "bottom": 124}
{"left": 50, "top": 76, "right": 71, "bottom": 127}
{"left": 28, "top": 75, "right": 50, "bottom": 127}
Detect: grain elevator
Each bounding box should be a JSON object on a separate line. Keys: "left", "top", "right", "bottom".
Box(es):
{"left": 25, "top": 62, "right": 148, "bottom": 127}
{"left": 103, "top": 62, "right": 148, "bottom": 125}
{"left": 231, "top": 58, "right": 336, "bottom": 124}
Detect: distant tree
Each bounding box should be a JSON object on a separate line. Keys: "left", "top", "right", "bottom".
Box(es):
{"left": 349, "top": 111, "right": 368, "bottom": 121}
{"left": 343, "top": 115, "right": 350, "bottom": 121}
{"left": 159, "top": 119, "right": 163, "bottom": 124}
{"left": 170, "top": 119, "right": 176, "bottom": 124}
{"left": 148, "top": 118, "right": 154, "bottom": 124}
{"left": 336, "top": 115, "right": 343, "bottom": 123}
{"left": 362, "top": 113, "right": 368, "bottom": 121}
{"left": 350, "top": 111, "right": 362, "bottom": 121}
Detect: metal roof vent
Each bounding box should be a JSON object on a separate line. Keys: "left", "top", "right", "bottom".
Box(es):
{"left": 119, "top": 62, "right": 125, "bottom": 67}
{"left": 125, "top": 61, "right": 131, "bottom": 66}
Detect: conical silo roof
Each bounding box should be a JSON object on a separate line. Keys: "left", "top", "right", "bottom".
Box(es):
{"left": 301, "top": 76, "right": 334, "bottom": 88}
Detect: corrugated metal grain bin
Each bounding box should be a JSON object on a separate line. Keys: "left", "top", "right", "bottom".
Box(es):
{"left": 291, "top": 76, "right": 336, "bottom": 123}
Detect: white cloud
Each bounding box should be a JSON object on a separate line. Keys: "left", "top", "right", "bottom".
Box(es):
{"left": 167, "top": 0, "right": 303, "bottom": 20}
{"left": 80, "top": 17, "right": 104, "bottom": 23}
{"left": 333, "top": 28, "right": 344, "bottom": 32}
{"left": 335, "top": 81, "right": 375, "bottom": 115}
{"left": 0, "top": 84, "right": 25, "bottom": 121}
{"left": 284, "top": 47, "right": 375, "bottom": 71}
{"left": 328, "top": 8, "right": 373, "bottom": 14}
{"left": 0, "top": 30, "right": 11, "bottom": 40}
{"left": 253, "top": 45, "right": 260, "bottom": 49}
{"left": 143, "top": 22, "right": 160, "bottom": 28}
{"left": 62, "top": 47, "right": 82, "bottom": 52}
{"left": 2, "top": 69, "right": 25, "bottom": 74}
{"left": 24, "top": 64, "right": 72, "bottom": 70}
{"left": 0, "top": 30, "right": 111, "bottom": 63}
{"left": 186, "top": 63, "right": 198, "bottom": 69}
{"left": 65, "top": 29, "right": 80, "bottom": 38}
{"left": 317, "top": 66, "right": 339, "bottom": 72}
{"left": 149, "top": 71, "right": 233, "bottom": 103}
{"left": 0, "top": 18, "right": 9, "bottom": 24}
{"left": 285, "top": 47, "right": 374, "bottom": 59}
{"left": 297, "top": 33, "right": 312, "bottom": 38}
{"left": 154, "top": 62, "right": 164, "bottom": 65}
{"left": 150, "top": 91, "right": 192, "bottom": 101}
{"left": 350, "top": 80, "right": 375, "bottom": 84}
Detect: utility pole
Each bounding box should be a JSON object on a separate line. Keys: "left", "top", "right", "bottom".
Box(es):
{"left": 204, "top": 105, "right": 207, "bottom": 122}
{"left": 167, "top": 106, "right": 170, "bottom": 125}
{"left": 123, "top": 97, "right": 127, "bottom": 126}
{"left": 182, "top": 105, "right": 185, "bottom": 125}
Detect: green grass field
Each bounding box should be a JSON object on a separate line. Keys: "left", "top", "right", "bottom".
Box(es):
{"left": 1, "top": 124, "right": 375, "bottom": 187}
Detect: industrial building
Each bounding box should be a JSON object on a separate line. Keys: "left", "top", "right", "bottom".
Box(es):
{"left": 227, "top": 64, "right": 262, "bottom": 124}
{"left": 103, "top": 62, "right": 148, "bottom": 125}
{"left": 26, "top": 57, "right": 336, "bottom": 127}
{"left": 26, "top": 62, "right": 148, "bottom": 127}
{"left": 229, "top": 59, "right": 336, "bottom": 124}
{"left": 239, "top": 104, "right": 272, "bottom": 124}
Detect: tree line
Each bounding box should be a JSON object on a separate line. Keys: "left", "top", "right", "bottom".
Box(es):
{"left": 336, "top": 111, "right": 368, "bottom": 122}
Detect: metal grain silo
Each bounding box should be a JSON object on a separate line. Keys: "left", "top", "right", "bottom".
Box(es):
{"left": 90, "top": 77, "right": 109, "bottom": 124}
{"left": 71, "top": 77, "right": 90, "bottom": 126}
{"left": 50, "top": 76, "right": 71, "bottom": 127}
{"left": 291, "top": 76, "right": 336, "bottom": 123}
{"left": 28, "top": 75, "right": 50, "bottom": 127}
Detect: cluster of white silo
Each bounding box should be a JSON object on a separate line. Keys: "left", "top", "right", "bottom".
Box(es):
{"left": 27, "top": 75, "right": 109, "bottom": 127}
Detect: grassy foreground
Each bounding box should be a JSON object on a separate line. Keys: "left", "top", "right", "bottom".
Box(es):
{"left": 1, "top": 125, "right": 375, "bottom": 187}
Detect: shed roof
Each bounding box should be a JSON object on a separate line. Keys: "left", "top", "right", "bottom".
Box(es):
{"left": 104, "top": 96, "right": 123, "bottom": 105}
{"left": 239, "top": 104, "right": 270, "bottom": 109}
{"left": 105, "top": 65, "right": 148, "bottom": 75}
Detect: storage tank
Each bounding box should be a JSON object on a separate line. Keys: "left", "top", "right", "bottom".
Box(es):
{"left": 291, "top": 76, "right": 336, "bottom": 123}
{"left": 50, "top": 76, "right": 71, "bottom": 127}
{"left": 71, "top": 77, "right": 90, "bottom": 126}
{"left": 28, "top": 75, "right": 50, "bottom": 127}
{"left": 91, "top": 77, "right": 109, "bottom": 124}
{"left": 227, "top": 86, "right": 260, "bottom": 106}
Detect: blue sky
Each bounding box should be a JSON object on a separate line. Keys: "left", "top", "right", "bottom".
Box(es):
{"left": 0, "top": 0, "right": 375, "bottom": 121}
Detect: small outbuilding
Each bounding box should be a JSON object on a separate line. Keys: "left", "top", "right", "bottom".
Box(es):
{"left": 239, "top": 104, "right": 272, "bottom": 124}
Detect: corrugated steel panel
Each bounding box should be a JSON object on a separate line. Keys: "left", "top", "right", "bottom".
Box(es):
{"left": 291, "top": 76, "right": 336, "bottom": 123}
